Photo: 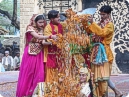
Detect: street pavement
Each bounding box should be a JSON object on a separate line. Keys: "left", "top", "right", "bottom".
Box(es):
{"left": 109, "top": 74, "right": 129, "bottom": 97}
{"left": 0, "top": 71, "right": 18, "bottom": 97}
{"left": 0, "top": 71, "right": 129, "bottom": 97}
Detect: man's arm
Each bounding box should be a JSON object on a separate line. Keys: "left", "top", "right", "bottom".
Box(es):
{"left": 44, "top": 24, "right": 53, "bottom": 42}
{"left": 88, "top": 22, "right": 114, "bottom": 37}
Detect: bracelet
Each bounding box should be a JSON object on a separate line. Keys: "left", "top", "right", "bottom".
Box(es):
{"left": 49, "top": 35, "right": 52, "bottom": 39}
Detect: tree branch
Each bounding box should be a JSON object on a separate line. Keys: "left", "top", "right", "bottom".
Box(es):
{"left": 0, "top": 9, "right": 19, "bottom": 30}
{"left": 0, "top": 9, "right": 12, "bottom": 20}
{"left": 114, "top": 38, "right": 129, "bottom": 53}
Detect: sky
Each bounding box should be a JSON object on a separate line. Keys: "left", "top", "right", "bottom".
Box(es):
{"left": 0, "top": 0, "right": 2, "bottom": 3}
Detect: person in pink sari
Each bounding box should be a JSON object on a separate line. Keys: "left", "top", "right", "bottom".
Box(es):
{"left": 16, "top": 14, "right": 57, "bottom": 97}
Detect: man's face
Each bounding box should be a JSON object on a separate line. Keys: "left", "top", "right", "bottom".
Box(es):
{"left": 17, "top": 53, "right": 20, "bottom": 57}
{"left": 5, "top": 53, "right": 9, "bottom": 56}
{"left": 100, "top": 12, "right": 110, "bottom": 21}
{"left": 79, "top": 72, "right": 87, "bottom": 83}
{"left": 51, "top": 14, "right": 60, "bottom": 25}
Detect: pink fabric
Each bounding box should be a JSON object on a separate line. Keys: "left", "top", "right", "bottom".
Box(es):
{"left": 16, "top": 32, "right": 45, "bottom": 97}
{"left": 46, "top": 22, "right": 63, "bottom": 68}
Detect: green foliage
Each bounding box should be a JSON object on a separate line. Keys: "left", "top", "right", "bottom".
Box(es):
{"left": 0, "top": 17, "right": 11, "bottom": 26}
{"left": 0, "top": 0, "right": 13, "bottom": 16}
{"left": 0, "top": 0, "right": 20, "bottom": 17}
{"left": 9, "top": 26, "right": 15, "bottom": 34}
{"left": 69, "top": 34, "right": 94, "bottom": 55}
{"left": 17, "top": 0, "right": 20, "bottom": 17}
{"left": 0, "top": 0, "right": 20, "bottom": 34}
{"left": 0, "top": 35, "right": 4, "bottom": 42}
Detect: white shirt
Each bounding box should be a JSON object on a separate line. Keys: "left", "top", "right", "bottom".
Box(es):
{"left": 2, "top": 56, "right": 13, "bottom": 66}
{"left": 11, "top": 56, "right": 14, "bottom": 67}
{"left": 0, "top": 94, "right": 4, "bottom": 97}
{"left": 5, "top": 57, "right": 8, "bottom": 65}
{"left": 13, "top": 56, "right": 20, "bottom": 68}
{"left": 81, "top": 83, "right": 91, "bottom": 97}
{"left": 0, "top": 62, "right": 2, "bottom": 72}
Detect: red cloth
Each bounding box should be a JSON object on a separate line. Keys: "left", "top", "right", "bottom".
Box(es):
{"left": 82, "top": 53, "right": 91, "bottom": 69}
{"left": 46, "top": 22, "right": 63, "bottom": 68}
{"left": 47, "top": 53, "right": 57, "bottom": 68}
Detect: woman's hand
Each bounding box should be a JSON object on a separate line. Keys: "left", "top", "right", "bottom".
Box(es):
{"left": 42, "top": 40, "right": 45, "bottom": 45}
{"left": 51, "top": 35, "right": 57, "bottom": 40}
{"left": 42, "top": 40, "right": 52, "bottom": 45}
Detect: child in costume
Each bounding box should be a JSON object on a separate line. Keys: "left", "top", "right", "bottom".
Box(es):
{"left": 77, "top": 67, "right": 91, "bottom": 97}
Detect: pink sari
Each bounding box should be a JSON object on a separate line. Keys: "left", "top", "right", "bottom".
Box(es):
{"left": 16, "top": 15, "right": 46, "bottom": 97}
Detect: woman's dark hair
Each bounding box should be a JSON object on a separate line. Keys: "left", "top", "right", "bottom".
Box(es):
{"left": 34, "top": 15, "right": 45, "bottom": 22}
{"left": 99, "top": 5, "right": 113, "bottom": 14}
{"left": 48, "top": 10, "right": 59, "bottom": 19}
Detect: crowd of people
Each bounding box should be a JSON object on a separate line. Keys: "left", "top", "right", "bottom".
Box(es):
{"left": 0, "top": 50, "right": 20, "bottom": 72}
{"left": 16, "top": 5, "right": 123, "bottom": 97}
